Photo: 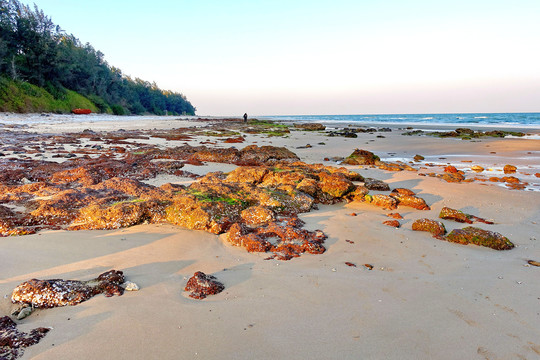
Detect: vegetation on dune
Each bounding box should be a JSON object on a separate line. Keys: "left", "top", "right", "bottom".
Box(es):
{"left": 0, "top": 0, "right": 195, "bottom": 115}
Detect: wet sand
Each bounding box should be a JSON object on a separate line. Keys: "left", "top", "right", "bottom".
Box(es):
{"left": 1, "top": 114, "right": 540, "bottom": 359}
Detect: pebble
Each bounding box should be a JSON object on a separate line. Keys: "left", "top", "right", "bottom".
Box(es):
{"left": 16, "top": 306, "right": 33, "bottom": 320}
{"left": 124, "top": 281, "right": 140, "bottom": 291}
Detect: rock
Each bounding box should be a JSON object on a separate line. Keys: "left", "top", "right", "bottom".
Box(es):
{"left": 226, "top": 216, "right": 326, "bottom": 260}
{"left": 471, "top": 165, "right": 484, "bottom": 172}
{"left": 527, "top": 260, "right": 540, "bottom": 267}
{"left": 383, "top": 220, "right": 400, "bottom": 228}
{"left": 124, "top": 282, "right": 139, "bottom": 291}
{"left": 342, "top": 149, "right": 380, "bottom": 165}
{"left": 439, "top": 207, "right": 494, "bottom": 224}
{"left": 11, "top": 270, "right": 125, "bottom": 308}
{"left": 390, "top": 191, "right": 430, "bottom": 210}
{"left": 445, "top": 227, "right": 514, "bottom": 250}
{"left": 364, "top": 264, "right": 374, "bottom": 270}
{"left": 444, "top": 165, "right": 459, "bottom": 173}
{"left": 387, "top": 212, "right": 403, "bottom": 219}
{"left": 0, "top": 316, "right": 50, "bottom": 360}
{"left": 345, "top": 186, "right": 369, "bottom": 202}
{"left": 294, "top": 123, "right": 326, "bottom": 131}
{"left": 240, "top": 206, "right": 275, "bottom": 226}
{"left": 413, "top": 154, "right": 425, "bottom": 161}
{"left": 364, "top": 178, "right": 390, "bottom": 191}
{"left": 441, "top": 172, "right": 465, "bottom": 183}
{"left": 412, "top": 218, "right": 446, "bottom": 237}
{"left": 503, "top": 164, "right": 517, "bottom": 174}
{"left": 391, "top": 188, "right": 416, "bottom": 196}
{"left": 16, "top": 306, "right": 33, "bottom": 320}
{"left": 439, "top": 207, "right": 472, "bottom": 223}
{"left": 318, "top": 172, "right": 356, "bottom": 198}
{"left": 535, "top": 173, "right": 540, "bottom": 178}
{"left": 345, "top": 262, "right": 357, "bottom": 267}
{"left": 365, "top": 194, "right": 398, "bottom": 210}
{"left": 184, "top": 271, "right": 225, "bottom": 300}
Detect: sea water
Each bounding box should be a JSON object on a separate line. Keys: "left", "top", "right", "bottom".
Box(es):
{"left": 260, "top": 113, "right": 540, "bottom": 129}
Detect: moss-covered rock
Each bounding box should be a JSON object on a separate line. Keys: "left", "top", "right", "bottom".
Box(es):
{"left": 445, "top": 227, "right": 514, "bottom": 250}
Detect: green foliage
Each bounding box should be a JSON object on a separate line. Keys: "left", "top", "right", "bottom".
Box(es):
{"left": 0, "top": 0, "right": 196, "bottom": 115}
{"left": 0, "top": 77, "right": 98, "bottom": 113}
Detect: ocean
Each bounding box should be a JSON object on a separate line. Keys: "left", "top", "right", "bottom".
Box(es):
{"left": 260, "top": 112, "right": 540, "bottom": 129}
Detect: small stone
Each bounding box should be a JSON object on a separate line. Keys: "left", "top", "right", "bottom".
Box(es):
{"left": 503, "top": 164, "right": 517, "bottom": 174}
{"left": 17, "top": 306, "right": 33, "bottom": 320}
{"left": 345, "top": 262, "right": 357, "bottom": 267}
{"left": 413, "top": 154, "right": 425, "bottom": 161}
{"left": 383, "top": 220, "right": 400, "bottom": 228}
{"left": 364, "top": 264, "right": 374, "bottom": 270}
{"left": 527, "top": 260, "right": 540, "bottom": 267}
{"left": 124, "top": 282, "right": 139, "bottom": 291}
{"left": 471, "top": 165, "right": 484, "bottom": 172}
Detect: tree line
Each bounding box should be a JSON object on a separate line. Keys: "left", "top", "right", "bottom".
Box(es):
{"left": 0, "top": 0, "right": 195, "bottom": 115}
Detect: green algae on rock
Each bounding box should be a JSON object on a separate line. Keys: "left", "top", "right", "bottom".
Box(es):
{"left": 445, "top": 227, "right": 514, "bottom": 250}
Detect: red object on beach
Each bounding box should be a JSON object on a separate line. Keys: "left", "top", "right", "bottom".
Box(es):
{"left": 72, "top": 108, "right": 92, "bottom": 114}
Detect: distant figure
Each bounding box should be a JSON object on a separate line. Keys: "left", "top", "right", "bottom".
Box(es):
{"left": 243, "top": 113, "right": 248, "bottom": 122}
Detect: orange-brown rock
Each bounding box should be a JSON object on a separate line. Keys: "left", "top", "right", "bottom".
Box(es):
{"left": 412, "top": 218, "right": 446, "bottom": 237}
{"left": 383, "top": 220, "right": 400, "bottom": 228}
{"left": 390, "top": 192, "right": 430, "bottom": 210}
{"left": 317, "top": 172, "right": 356, "bottom": 198}
{"left": 365, "top": 194, "right": 398, "bottom": 210}
{"left": 240, "top": 206, "right": 275, "bottom": 226}
{"left": 226, "top": 217, "right": 326, "bottom": 260}
{"left": 439, "top": 207, "right": 494, "bottom": 224}
{"left": 387, "top": 212, "right": 403, "bottom": 219}
{"left": 503, "top": 164, "right": 517, "bottom": 174}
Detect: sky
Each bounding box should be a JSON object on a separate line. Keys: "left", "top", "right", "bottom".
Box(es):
{"left": 29, "top": 0, "right": 540, "bottom": 115}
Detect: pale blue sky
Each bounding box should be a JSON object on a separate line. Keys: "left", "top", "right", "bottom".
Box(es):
{"left": 30, "top": 0, "right": 540, "bottom": 115}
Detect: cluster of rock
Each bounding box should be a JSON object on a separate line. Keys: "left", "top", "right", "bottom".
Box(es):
{"left": 402, "top": 127, "right": 525, "bottom": 139}
{"left": 411, "top": 207, "right": 513, "bottom": 250}
{"left": 342, "top": 149, "right": 415, "bottom": 172}
{"left": 0, "top": 316, "right": 50, "bottom": 360}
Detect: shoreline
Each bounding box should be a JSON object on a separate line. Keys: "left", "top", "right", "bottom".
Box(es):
{"left": 1, "top": 114, "right": 540, "bottom": 359}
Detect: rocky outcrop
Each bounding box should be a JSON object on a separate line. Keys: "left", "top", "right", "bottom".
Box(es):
{"left": 445, "top": 227, "right": 514, "bottom": 250}
{"left": 0, "top": 316, "right": 50, "bottom": 360}
{"left": 184, "top": 272, "right": 225, "bottom": 299}
{"left": 294, "top": 123, "right": 326, "bottom": 131}
{"left": 11, "top": 270, "right": 125, "bottom": 308}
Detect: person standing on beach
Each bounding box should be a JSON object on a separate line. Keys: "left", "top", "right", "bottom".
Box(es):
{"left": 243, "top": 113, "right": 248, "bottom": 122}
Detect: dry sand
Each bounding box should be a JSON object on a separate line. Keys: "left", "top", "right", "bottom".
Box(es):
{"left": 1, "top": 114, "right": 540, "bottom": 359}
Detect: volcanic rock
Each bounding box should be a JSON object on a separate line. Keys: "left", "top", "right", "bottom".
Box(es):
{"left": 11, "top": 270, "right": 125, "bottom": 308}
{"left": 0, "top": 316, "right": 50, "bottom": 360}
{"left": 184, "top": 271, "right": 225, "bottom": 300}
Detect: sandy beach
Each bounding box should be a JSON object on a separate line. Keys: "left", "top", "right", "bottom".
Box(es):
{"left": 1, "top": 114, "right": 540, "bottom": 360}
